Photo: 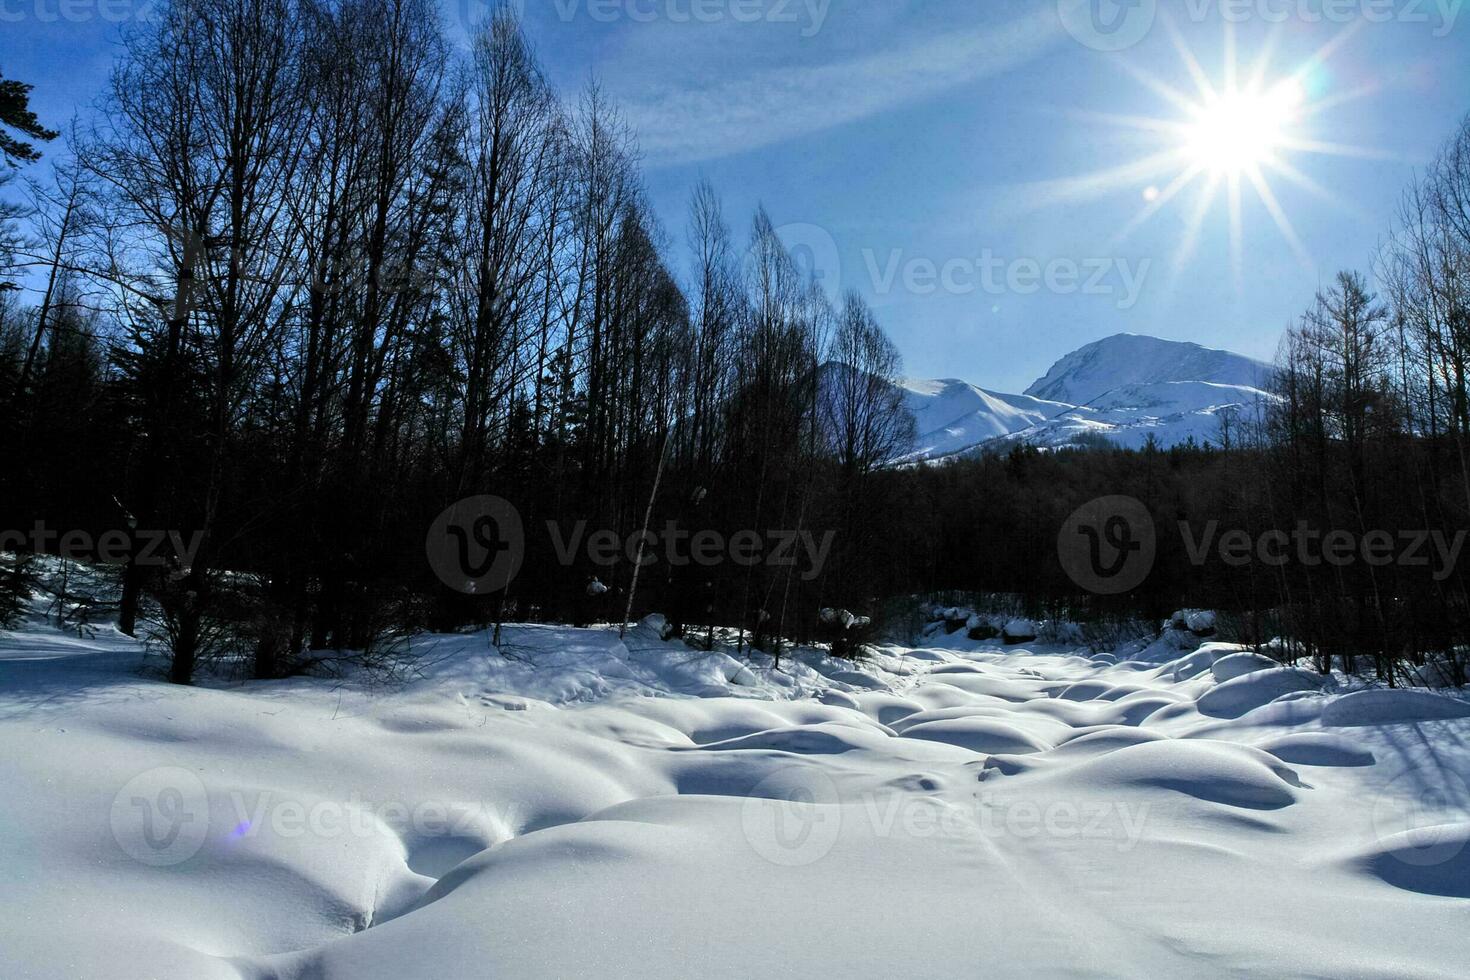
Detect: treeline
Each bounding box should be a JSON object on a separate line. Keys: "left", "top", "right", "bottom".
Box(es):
{"left": 2, "top": 3, "right": 1469, "bottom": 687}
{"left": 0, "top": 0, "right": 915, "bottom": 681}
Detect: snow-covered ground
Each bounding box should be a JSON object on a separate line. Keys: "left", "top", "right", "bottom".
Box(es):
{"left": 3, "top": 612, "right": 1469, "bottom": 978}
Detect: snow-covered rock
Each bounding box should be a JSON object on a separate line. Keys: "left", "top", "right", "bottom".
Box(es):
{"left": 1002, "top": 618, "right": 1038, "bottom": 643}
{"left": 1185, "top": 610, "right": 1217, "bottom": 636}
{"left": 1409, "top": 658, "right": 1465, "bottom": 688}
{"left": 1197, "top": 666, "right": 1327, "bottom": 718}
{"left": 819, "top": 608, "right": 871, "bottom": 631}
{"left": 635, "top": 613, "right": 676, "bottom": 641}
{"left": 1210, "top": 651, "right": 1277, "bottom": 683}
{"left": 1321, "top": 689, "right": 1470, "bottom": 727}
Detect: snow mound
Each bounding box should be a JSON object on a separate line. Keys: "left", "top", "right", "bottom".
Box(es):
{"left": 919, "top": 672, "right": 1044, "bottom": 702}
{"left": 1210, "top": 651, "right": 1279, "bottom": 683}
{"left": 1002, "top": 618, "right": 1038, "bottom": 643}
{"left": 695, "top": 723, "right": 891, "bottom": 757}
{"left": 1064, "top": 739, "right": 1303, "bottom": 809}
{"left": 1339, "top": 823, "right": 1470, "bottom": 898}
{"left": 1057, "top": 679, "right": 1115, "bottom": 701}
{"left": 1321, "top": 689, "right": 1470, "bottom": 727}
{"left": 1409, "top": 659, "right": 1464, "bottom": 688}
{"left": 1256, "top": 732, "right": 1376, "bottom": 768}
{"left": 899, "top": 717, "right": 1054, "bottom": 755}
{"left": 1050, "top": 726, "right": 1171, "bottom": 758}
{"left": 1196, "top": 667, "right": 1326, "bottom": 719}
{"left": 1165, "top": 643, "right": 1234, "bottom": 681}
{"left": 6, "top": 610, "right": 1470, "bottom": 978}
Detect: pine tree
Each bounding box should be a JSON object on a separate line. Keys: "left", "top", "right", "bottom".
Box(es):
{"left": 0, "top": 72, "right": 57, "bottom": 165}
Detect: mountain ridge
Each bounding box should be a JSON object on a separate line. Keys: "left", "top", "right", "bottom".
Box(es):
{"left": 890, "top": 333, "right": 1276, "bottom": 462}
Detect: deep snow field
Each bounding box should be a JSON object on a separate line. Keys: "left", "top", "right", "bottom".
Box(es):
{"left": 3, "top": 610, "right": 1470, "bottom": 979}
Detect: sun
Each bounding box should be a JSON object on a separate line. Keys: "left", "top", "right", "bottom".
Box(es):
{"left": 1030, "top": 21, "right": 1379, "bottom": 290}
{"left": 1182, "top": 79, "right": 1306, "bottom": 176}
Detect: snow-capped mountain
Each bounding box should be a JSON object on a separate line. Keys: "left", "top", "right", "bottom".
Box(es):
{"left": 894, "top": 379, "right": 1073, "bottom": 462}
{"left": 1025, "top": 333, "right": 1271, "bottom": 405}
{"left": 893, "top": 334, "right": 1276, "bottom": 462}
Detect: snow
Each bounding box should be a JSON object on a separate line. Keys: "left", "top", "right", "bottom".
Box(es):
{"left": 1001, "top": 617, "right": 1038, "bottom": 642}
{"left": 894, "top": 377, "right": 1070, "bottom": 462}
{"left": 1210, "top": 650, "right": 1279, "bottom": 682}
{"left": 1257, "top": 732, "right": 1377, "bottom": 767}
{"left": 3, "top": 612, "right": 1470, "bottom": 978}
{"left": 1024, "top": 333, "right": 1272, "bottom": 407}
{"left": 1321, "top": 688, "right": 1470, "bottom": 726}
{"left": 1005, "top": 379, "right": 1274, "bottom": 451}
{"left": 1195, "top": 665, "right": 1327, "bottom": 718}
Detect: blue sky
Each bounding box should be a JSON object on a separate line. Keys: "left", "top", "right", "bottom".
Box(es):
{"left": 4, "top": 0, "right": 1468, "bottom": 391}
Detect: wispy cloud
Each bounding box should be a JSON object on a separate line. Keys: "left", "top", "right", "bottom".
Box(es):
{"left": 609, "top": 9, "right": 1064, "bottom": 166}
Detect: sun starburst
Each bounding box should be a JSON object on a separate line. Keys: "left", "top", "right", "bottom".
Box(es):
{"left": 1035, "top": 19, "right": 1385, "bottom": 294}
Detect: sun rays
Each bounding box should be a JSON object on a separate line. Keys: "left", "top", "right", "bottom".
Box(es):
{"left": 1044, "top": 18, "right": 1385, "bottom": 295}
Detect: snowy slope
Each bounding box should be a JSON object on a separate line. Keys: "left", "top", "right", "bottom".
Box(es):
{"left": 896, "top": 378, "right": 1071, "bottom": 461}
{"left": 1002, "top": 379, "right": 1274, "bottom": 451}
{"left": 1024, "top": 333, "right": 1273, "bottom": 406}
{"left": 3, "top": 612, "right": 1469, "bottom": 978}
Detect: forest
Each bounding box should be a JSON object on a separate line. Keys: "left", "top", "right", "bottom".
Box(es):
{"left": 2, "top": 0, "right": 1470, "bottom": 690}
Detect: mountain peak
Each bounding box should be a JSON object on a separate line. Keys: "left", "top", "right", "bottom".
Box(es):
{"left": 1023, "top": 333, "right": 1271, "bottom": 407}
